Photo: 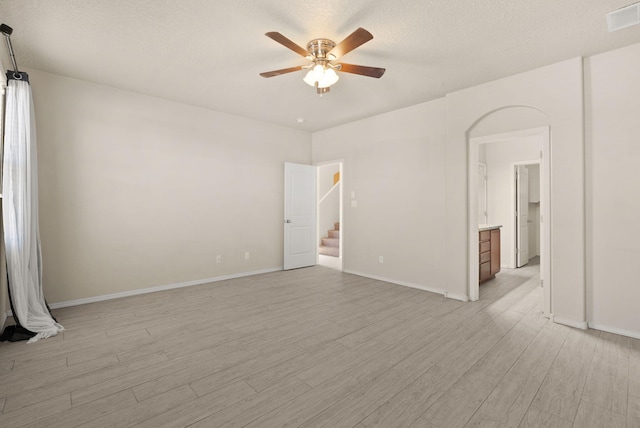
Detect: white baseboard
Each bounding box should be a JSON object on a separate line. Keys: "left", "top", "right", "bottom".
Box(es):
{"left": 49, "top": 267, "right": 283, "bottom": 310}
{"left": 443, "top": 292, "right": 469, "bottom": 302}
{"left": 342, "top": 269, "right": 468, "bottom": 300}
{"left": 588, "top": 322, "right": 640, "bottom": 340}
{"left": 551, "top": 315, "right": 588, "bottom": 330}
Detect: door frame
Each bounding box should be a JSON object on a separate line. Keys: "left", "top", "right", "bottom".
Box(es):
{"left": 513, "top": 162, "right": 537, "bottom": 268}
{"left": 468, "top": 126, "right": 551, "bottom": 318}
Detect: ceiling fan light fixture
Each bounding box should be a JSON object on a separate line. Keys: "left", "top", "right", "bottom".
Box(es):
{"left": 312, "top": 63, "right": 325, "bottom": 80}
{"left": 303, "top": 69, "right": 317, "bottom": 86}
{"left": 317, "top": 67, "right": 339, "bottom": 88}
{"left": 303, "top": 63, "right": 339, "bottom": 88}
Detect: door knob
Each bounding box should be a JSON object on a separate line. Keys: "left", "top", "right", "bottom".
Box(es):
{"left": 285, "top": 219, "right": 292, "bottom": 223}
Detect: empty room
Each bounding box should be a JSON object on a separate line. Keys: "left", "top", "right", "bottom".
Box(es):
{"left": 0, "top": 1, "right": 639, "bottom": 427}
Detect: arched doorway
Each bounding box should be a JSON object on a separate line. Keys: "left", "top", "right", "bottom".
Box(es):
{"left": 466, "top": 107, "right": 551, "bottom": 318}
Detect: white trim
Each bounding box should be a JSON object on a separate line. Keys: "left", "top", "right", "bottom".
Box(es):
{"left": 552, "top": 315, "right": 588, "bottom": 330}
{"left": 443, "top": 292, "right": 469, "bottom": 302}
{"left": 48, "top": 267, "right": 282, "bottom": 309}
{"left": 588, "top": 322, "right": 640, "bottom": 340}
{"left": 343, "top": 269, "right": 468, "bottom": 301}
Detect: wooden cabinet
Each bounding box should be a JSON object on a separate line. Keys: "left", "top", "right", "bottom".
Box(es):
{"left": 479, "top": 227, "right": 501, "bottom": 284}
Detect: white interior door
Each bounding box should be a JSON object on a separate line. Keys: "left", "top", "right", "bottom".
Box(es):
{"left": 516, "top": 165, "right": 529, "bottom": 267}
{"left": 284, "top": 162, "right": 317, "bottom": 270}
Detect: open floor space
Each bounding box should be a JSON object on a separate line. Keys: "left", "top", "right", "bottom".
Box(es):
{"left": 1, "top": 267, "right": 638, "bottom": 427}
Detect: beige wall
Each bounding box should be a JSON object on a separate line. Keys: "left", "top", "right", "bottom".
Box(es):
{"left": 585, "top": 43, "right": 640, "bottom": 336}
{"left": 29, "top": 69, "right": 311, "bottom": 304}
{"left": 313, "top": 99, "right": 449, "bottom": 295}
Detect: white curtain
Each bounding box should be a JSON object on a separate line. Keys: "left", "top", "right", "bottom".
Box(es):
{"left": 2, "top": 78, "right": 63, "bottom": 343}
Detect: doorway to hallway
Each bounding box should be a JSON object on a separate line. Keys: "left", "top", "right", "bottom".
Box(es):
{"left": 316, "top": 161, "right": 343, "bottom": 271}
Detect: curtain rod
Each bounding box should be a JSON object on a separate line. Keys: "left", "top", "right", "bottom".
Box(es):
{"left": 0, "top": 23, "right": 28, "bottom": 82}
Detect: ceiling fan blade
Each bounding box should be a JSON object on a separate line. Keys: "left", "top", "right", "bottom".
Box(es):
{"left": 338, "top": 63, "right": 386, "bottom": 78}
{"left": 329, "top": 28, "right": 373, "bottom": 59}
{"left": 265, "top": 32, "right": 309, "bottom": 57}
{"left": 260, "top": 65, "right": 304, "bottom": 78}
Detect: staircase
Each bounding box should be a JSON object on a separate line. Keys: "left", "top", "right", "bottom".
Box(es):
{"left": 319, "top": 222, "right": 340, "bottom": 257}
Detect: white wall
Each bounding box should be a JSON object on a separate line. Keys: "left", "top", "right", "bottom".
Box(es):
{"left": 484, "top": 137, "right": 540, "bottom": 267}
{"left": 312, "top": 99, "right": 448, "bottom": 295}
{"left": 585, "top": 43, "right": 640, "bottom": 336}
{"left": 29, "top": 69, "right": 311, "bottom": 304}
{"left": 478, "top": 144, "right": 487, "bottom": 164}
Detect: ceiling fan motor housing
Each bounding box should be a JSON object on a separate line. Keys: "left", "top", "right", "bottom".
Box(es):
{"left": 307, "top": 39, "right": 336, "bottom": 61}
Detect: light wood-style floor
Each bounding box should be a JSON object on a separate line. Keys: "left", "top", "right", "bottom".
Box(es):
{"left": 1, "top": 264, "right": 638, "bottom": 427}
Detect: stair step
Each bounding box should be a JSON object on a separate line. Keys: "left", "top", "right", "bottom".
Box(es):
{"left": 334, "top": 222, "right": 340, "bottom": 231}
{"left": 319, "top": 245, "right": 339, "bottom": 257}
{"left": 328, "top": 230, "right": 340, "bottom": 238}
{"left": 321, "top": 237, "right": 340, "bottom": 248}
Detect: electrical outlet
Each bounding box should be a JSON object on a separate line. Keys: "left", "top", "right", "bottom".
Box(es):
{"left": 379, "top": 256, "right": 384, "bottom": 263}
{"left": 245, "top": 252, "right": 250, "bottom": 260}
{"left": 216, "top": 255, "right": 222, "bottom": 263}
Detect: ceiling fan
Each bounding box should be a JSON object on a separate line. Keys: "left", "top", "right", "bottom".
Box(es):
{"left": 260, "top": 27, "right": 385, "bottom": 95}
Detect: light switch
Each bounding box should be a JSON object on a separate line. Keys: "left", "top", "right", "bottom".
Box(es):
{"left": 351, "top": 200, "right": 357, "bottom": 208}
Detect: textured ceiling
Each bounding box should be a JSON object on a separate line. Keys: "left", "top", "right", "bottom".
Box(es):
{"left": 1, "top": 0, "right": 640, "bottom": 131}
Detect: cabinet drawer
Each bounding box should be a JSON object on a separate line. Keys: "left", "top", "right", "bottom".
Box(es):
{"left": 479, "top": 241, "right": 491, "bottom": 253}
{"left": 480, "top": 251, "right": 491, "bottom": 264}
{"left": 479, "top": 230, "right": 491, "bottom": 242}
{"left": 479, "top": 261, "right": 491, "bottom": 281}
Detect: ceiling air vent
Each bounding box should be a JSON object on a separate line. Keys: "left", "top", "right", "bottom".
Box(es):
{"left": 607, "top": 2, "right": 640, "bottom": 32}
